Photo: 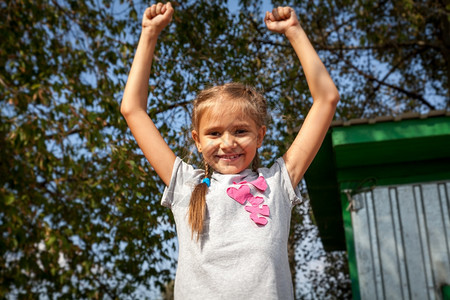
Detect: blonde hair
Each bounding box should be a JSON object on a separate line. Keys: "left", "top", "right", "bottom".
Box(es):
{"left": 188, "top": 82, "right": 268, "bottom": 240}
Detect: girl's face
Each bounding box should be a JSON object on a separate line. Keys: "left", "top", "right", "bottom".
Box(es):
{"left": 192, "top": 104, "right": 266, "bottom": 174}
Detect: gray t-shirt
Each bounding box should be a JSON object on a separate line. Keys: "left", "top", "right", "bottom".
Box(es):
{"left": 161, "top": 157, "right": 302, "bottom": 299}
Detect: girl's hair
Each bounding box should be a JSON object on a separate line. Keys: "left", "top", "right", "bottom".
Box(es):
{"left": 188, "top": 82, "right": 268, "bottom": 240}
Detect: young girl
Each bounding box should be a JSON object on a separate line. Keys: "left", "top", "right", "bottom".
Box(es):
{"left": 121, "top": 2, "right": 339, "bottom": 299}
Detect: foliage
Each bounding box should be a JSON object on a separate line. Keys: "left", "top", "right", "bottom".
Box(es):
{"left": 1, "top": 0, "right": 448, "bottom": 298}
{"left": 1, "top": 0, "right": 175, "bottom": 297}
{"left": 286, "top": 0, "right": 450, "bottom": 117}
{"left": 291, "top": 200, "right": 352, "bottom": 300}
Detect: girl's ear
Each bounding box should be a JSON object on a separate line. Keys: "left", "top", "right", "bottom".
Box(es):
{"left": 192, "top": 130, "right": 202, "bottom": 152}
{"left": 257, "top": 126, "right": 267, "bottom": 148}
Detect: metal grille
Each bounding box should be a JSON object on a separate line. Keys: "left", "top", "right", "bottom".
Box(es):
{"left": 351, "top": 182, "right": 450, "bottom": 300}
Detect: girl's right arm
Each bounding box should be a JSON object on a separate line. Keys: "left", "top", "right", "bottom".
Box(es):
{"left": 265, "top": 7, "right": 340, "bottom": 188}
{"left": 120, "top": 3, "right": 176, "bottom": 186}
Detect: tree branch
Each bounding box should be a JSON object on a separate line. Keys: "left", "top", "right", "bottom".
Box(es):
{"left": 149, "top": 100, "right": 191, "bottom": 115}
{"left": 343, "top": 57, "right": 436, "bottom": 110}
{"left": 253, "top": 39, "right": 440, "bottom": 52}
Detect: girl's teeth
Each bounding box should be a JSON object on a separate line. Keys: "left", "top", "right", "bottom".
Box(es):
{"left": 223, "top": 154, "right": 238, "bottom": 159}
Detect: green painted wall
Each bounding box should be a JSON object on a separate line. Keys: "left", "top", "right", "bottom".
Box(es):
{"left": 304, "top": 114, "right": 450, "bottom": 300}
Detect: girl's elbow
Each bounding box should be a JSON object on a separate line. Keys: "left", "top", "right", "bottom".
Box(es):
{"left": 120, "top": 103, "right": 130, "bottom": 117}
{"left": 326, "top": 90, "right": 340, "bottom": 106}
{"left": 120, "top": 101, "right": 135, "bottom": 118}
{"left": 332, "top": 93, "right": 340, "bottom": 106}
{"left": 315, "top": 89, "right": 340, "bottom": 106}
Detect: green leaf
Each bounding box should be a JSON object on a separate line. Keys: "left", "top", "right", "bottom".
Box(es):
{"left": 5, "top": 194, "right": 15, "bottom": 205}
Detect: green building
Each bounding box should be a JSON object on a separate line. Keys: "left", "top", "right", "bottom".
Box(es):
{"left": 304, "top": 111, "right": 450, "bottom": 300}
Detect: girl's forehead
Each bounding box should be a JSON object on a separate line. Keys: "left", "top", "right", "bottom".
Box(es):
{"left": 200, "top": 102, "right": 248, "bottom": 124}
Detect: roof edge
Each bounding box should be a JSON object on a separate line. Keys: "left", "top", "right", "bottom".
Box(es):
{"left": 331, "top": 110, "right": 450, "bottom": 127}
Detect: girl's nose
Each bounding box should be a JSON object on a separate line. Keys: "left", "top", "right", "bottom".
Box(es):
{"left": 220, "top": 133, "right": 236, "bottom": 149}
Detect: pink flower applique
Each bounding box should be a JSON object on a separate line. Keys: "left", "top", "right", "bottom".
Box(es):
{"left": 226, "top": 176, "right": 270, "bottom": 226}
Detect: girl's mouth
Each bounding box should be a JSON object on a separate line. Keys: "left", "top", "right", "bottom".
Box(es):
{"left": 217, "top": 154, "right": 242, "bottom": 160}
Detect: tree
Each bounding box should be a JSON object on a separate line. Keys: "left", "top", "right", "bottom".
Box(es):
{"left": 1, "top": 0, "right": 447, "bottom": 298}
{"left": 1, "top": 0, "right": 175, "bottom": 297}
{"left": 287, "top": 0, "right": 450, "bottom": 117}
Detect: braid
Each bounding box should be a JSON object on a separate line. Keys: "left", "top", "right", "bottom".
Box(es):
{"left": 205, "top": 162, "right": 213, "bottom": 178}
{"left": 188, "top": 161, "right": 212, "bottom": 241}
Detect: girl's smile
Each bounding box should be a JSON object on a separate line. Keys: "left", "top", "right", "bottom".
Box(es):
{"left": 192, "top": 104, "right": 266, "bottom": 174}
{"left": 216, "top": 153, "right": 242, "bottom": 160}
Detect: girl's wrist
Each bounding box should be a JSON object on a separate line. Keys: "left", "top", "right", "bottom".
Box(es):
{"left": 140, "top": 26, "right": 162, "bottom": 40}
{"left": 284, "top": 25, "right": 304, "bottom": 41}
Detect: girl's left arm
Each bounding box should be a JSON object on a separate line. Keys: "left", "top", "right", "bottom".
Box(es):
{"left": 265, "top": 7, "right": 340, "bottom": 187}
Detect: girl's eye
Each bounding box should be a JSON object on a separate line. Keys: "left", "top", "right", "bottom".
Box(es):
{"left": 208, "top": 131, "right": 221, "bottom": 136}
{"left": 235, "top": 129, "right": 247, "bottom": 135}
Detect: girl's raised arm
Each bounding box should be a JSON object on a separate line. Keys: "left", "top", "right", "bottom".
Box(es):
{"left": 265, "top": 7, "right": 340, "bottom": 188}
{"left": 121, "top": 2, "right": 176, "bottom": 186}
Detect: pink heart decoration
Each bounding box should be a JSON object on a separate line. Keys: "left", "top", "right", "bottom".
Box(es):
{"left": 226, "top": 185, "right": 253, "bottom": 205}
{"left": 228, "top": 176, "right": 270, "bottom": 226}
{"left": 245, "top": 205, "right": 270, "bottom": 216}
{"left": 233, "top": 176, "right": 267, "bottom": 192}
{"left": 251, "top": 215, "right": 268, "bottom": 225}
{"left": 250, "top": 176, "right": 268, "bottom": 191}
{"left": 248, "top": 196, "right": 264, "bottom": 206}
{"left": 245, "top": 205, "right": 270, "bottom": 225}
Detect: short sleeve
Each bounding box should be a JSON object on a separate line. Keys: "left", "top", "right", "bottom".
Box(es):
{"left": 161, "top": 157, "right": 202, "bottom": 208}
{"left": 271, "top": 157, "right": 303, "bottom": 207}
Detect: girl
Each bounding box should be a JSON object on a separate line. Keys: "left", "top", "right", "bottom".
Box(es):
{"left": 121, "top": 2, "right": 339, "bottom": 299}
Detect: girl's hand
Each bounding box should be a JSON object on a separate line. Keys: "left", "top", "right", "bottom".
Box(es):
{"left": 264, "top": 6, "right": 300, "bottom": 35}
{"left": 142, "top": 2, "right": 174, "bottom": 36}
